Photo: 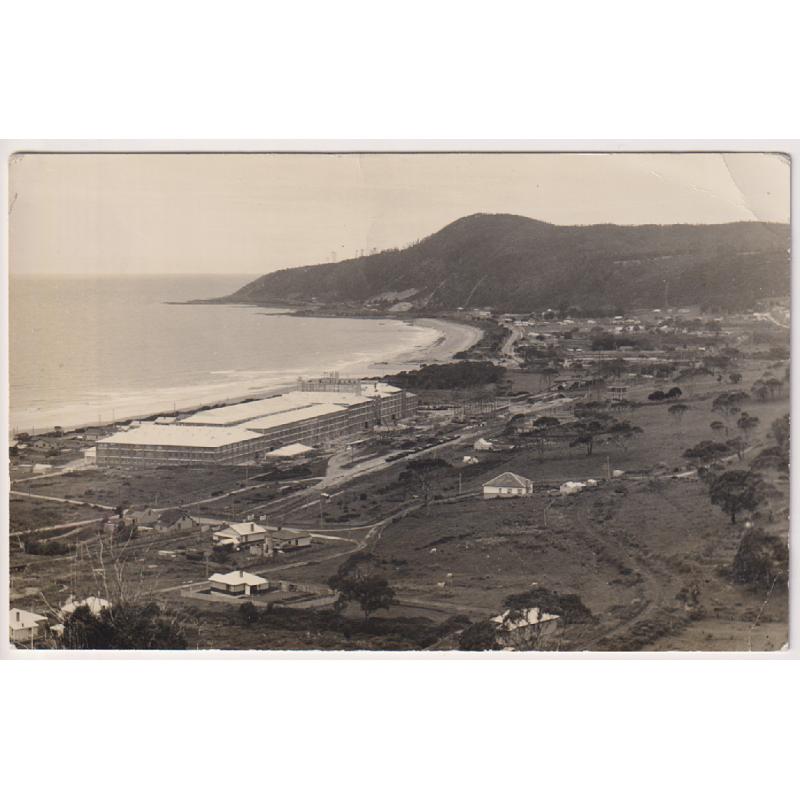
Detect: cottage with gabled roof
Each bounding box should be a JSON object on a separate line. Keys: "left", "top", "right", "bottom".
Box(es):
{"left": 155, "top": 509, "right": 196, "bottom": 533}
{"left": 482, "top": 471, "right": 534, "bottom": 498}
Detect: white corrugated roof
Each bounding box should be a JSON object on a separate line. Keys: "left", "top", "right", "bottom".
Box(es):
{"left": 483, "top": 472, "right": 532, "bottom": 489}
{"left": 225, "top": 522, "right": 267, "bottom": 536}
{"left": 265, "top": 442, "right": 315, "bottom": 457}
{"left": 180, "top": 385, "right": 397, "bottom": 427}
{"left": 182, "top": 395, "right": 314, "bottom": 426}
{"left": 98, "top": 423, "right": 263, "bottom": 447}
{"left": 245, "top": 403, "right": 349, "bottom": 431}
{"left": 9, "top": 608, "right": 47, "bottom": 631}
{"left": 60, "top": 596, "right": 112, "bottom": 616}
{"left": 209, "top": 570, "right": 267, "bottom": 587}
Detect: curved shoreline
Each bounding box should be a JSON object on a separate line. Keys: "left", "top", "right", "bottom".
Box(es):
{"left": 11, "top": 315, "right": 483, "bottom": 435}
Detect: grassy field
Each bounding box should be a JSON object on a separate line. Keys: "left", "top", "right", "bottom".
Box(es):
{"left": 11, "top": 352, "right": 788, "bottom": 651}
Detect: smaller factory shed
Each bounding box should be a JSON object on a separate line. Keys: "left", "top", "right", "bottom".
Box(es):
{"left": 265, "top": 442, "right": 314, "bottom": 459}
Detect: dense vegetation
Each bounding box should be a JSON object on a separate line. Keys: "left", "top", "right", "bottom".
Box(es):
{"left": 222, "top": 213, "right": 789, "bottom": 311}
{"left": 382, "top": 360, "right": 505, "bottom": 390}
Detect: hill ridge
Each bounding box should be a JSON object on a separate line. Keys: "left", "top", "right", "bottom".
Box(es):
{"left": 223, "top": 214, "right": 790, "bottom": 312}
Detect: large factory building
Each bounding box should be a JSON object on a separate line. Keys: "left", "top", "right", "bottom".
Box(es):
{"left": 96, "top": 380, "right": 416, "bottom": 467}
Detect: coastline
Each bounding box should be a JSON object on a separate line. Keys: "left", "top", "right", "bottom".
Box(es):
{"left": 11, "top": 315, "right": 483, "bottom": 435}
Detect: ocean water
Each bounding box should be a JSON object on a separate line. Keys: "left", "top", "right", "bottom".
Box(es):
{"left": 9, "top": 274, "right": 441, "bottom": 433}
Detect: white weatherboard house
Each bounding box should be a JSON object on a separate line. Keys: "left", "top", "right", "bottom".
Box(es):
{"left": 208, "top": 569, "right": 269, "bottom": 596}
{"left": 9, "top": 608, "right": 48, "bottom": 644}
{"left": 482, "top": 472, "right": 534, "bottom": 498}
{"left": 213, "top": 521, "right": 268, "bottom": 548}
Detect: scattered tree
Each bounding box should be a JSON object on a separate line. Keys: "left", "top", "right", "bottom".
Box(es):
{"left": 712, "top": 390, "right": 750, "bottom": 434}
{"left": 707, "top": 470, "right": 766, "bottom": 524}
{"left": 458, "top": 620, "right": 501, "bottom": 651}
{"left": 668, "top": 403, "right": 689, "bottom": 426}
{"left": 736, "top": 412, "right": 760, "bottom": 440}
{"left": 732, "top": 528, "right": 788, "bottom": 591}
{"left": 683, "top": 440, "right": 732, "bottom": 468}
{"left": 329, "top": 554, "right": 395, "bottom": 620}
{"left": 709, "top": 420, "right": 725, "bottom": 438}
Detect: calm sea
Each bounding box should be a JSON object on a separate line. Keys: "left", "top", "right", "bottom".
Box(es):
{"left": 9, "top": 274, "right": 439, "bottom": 433}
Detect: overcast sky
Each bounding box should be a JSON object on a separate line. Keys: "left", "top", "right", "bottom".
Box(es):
{"left": 9, "top": 152, "right": 790, "bottom": 276}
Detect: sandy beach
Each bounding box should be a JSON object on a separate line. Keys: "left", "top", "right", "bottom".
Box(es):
{"left": 366, "top": 317, "right": 483, "bottom": 373}
{"left": 12, "top": 315, "right": 482, "bottom": 434}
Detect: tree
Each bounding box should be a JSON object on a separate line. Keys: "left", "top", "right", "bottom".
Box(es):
{"left": 402, "top": 457, "right": 448, "bottom": 507}
{"left": 458, "top": 620, "right": 500, "bottom": 651}
{"left": 712, "top": 390, "right": 749, "bottom": 434}
{"left": 771, "top": 413, "right": 789, "bottom": 449}
{"left": 239, "top": 601, "right": 259, "bottom": 625}
{"left": 328, "top": 554, "right": 395, "bottom": 620}
{"left": 765, "top": 377, "right": 784, "bottom": 399}
{"left": 725, "top": 436, "right": 746, "bottom": 461}
{"left": 751, "top": 381, "right": 769, "bottom": 402}
{"left": 736, "top": 412, "right": 760, "bottom": 440}
{"left": 707, "top": 470, "right": 766, "bottom": 524}
{"left": 728, "top": 372, "right": 742, "bottom": 384}
{"left": 61, "top": 602, "right": 188, "bottom": 649}
{"left": 732, "top": 528, "right": 788, "bottom": 590}
{"left": 683, "top": 440, "right": 731, "bottom": 468}
{"left": 709, "top": 420, "right": 726, "bottom": 438}
{"left": 665, "top": 386, "right": 683, "bottom": 399}
{"left": 648, "top": 390, "right": 666, "bottom": 402}
{"left": 569, "top": 416, "right": 608, "bottom": 456}
{"left": 668, "top": 403, "right": 689, "bottom": 426}
{"left": 606, "top": 420, "right": 643, "bottom": 450}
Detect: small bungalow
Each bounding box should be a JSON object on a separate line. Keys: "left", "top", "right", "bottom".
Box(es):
{"left": 9, "top": 608, "right": 48, "bottom": 644}
{"left": 482, "top": 472, "right": 534, "bottom": 499}
{"left": 155, "top": 509, "right": 197, "bottom": 534}
{"left": 208, "top": 569, "right": 269, "bottom": 596}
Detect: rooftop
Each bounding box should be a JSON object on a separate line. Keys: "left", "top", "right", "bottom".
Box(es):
{"left": 245, "top": 403, "right": 351, "bottom": 431}
{"left": 265, "top": 442, "right": 315, "bottom": 458}
{"left": 209, "top": 570, "right": 268, "bottom": 587}
{"left": 9, "top": 608, "right": 47, "bottom": 631}
{"left": 491, "top": 608, "right": 560, "bottom": 631}
{"left": 225, "top": 522, "right": 267, "bottom": 537}
{"left": 60, "top": 596, "right": 112, "bottom": 617}
{"left": 98, "top": 423, "right": 264, "bottom": 448}
{"left": 483, "top": 472, "right": 533, "bottom": 489}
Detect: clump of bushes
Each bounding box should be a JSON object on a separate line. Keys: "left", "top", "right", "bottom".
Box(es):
{"left": 732, "top": 528, "right": 788, "bottom": 591}
{"left": 24, "top": 539, "right": 73, "bottom": 556}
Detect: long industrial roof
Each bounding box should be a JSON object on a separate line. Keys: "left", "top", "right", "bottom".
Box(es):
{"left": 181, "top": 390, "right": 375, "bottom": 427}
{"left": 181, "top": 395, "right": 315, "bottom": 426}
{"left": 98, "top": 423, "right": 264, "bottom": 447}
{"left": 245, "top": 403, "right": 351, "bottom": 431}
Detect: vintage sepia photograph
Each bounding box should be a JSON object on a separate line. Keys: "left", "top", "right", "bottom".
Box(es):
{"left": 6, "top": 150, "right": 791, "bottom": 653}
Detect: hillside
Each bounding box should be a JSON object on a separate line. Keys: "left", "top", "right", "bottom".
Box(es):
{"left": 222, "top": 213, "right": 790, "bottom": 312}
